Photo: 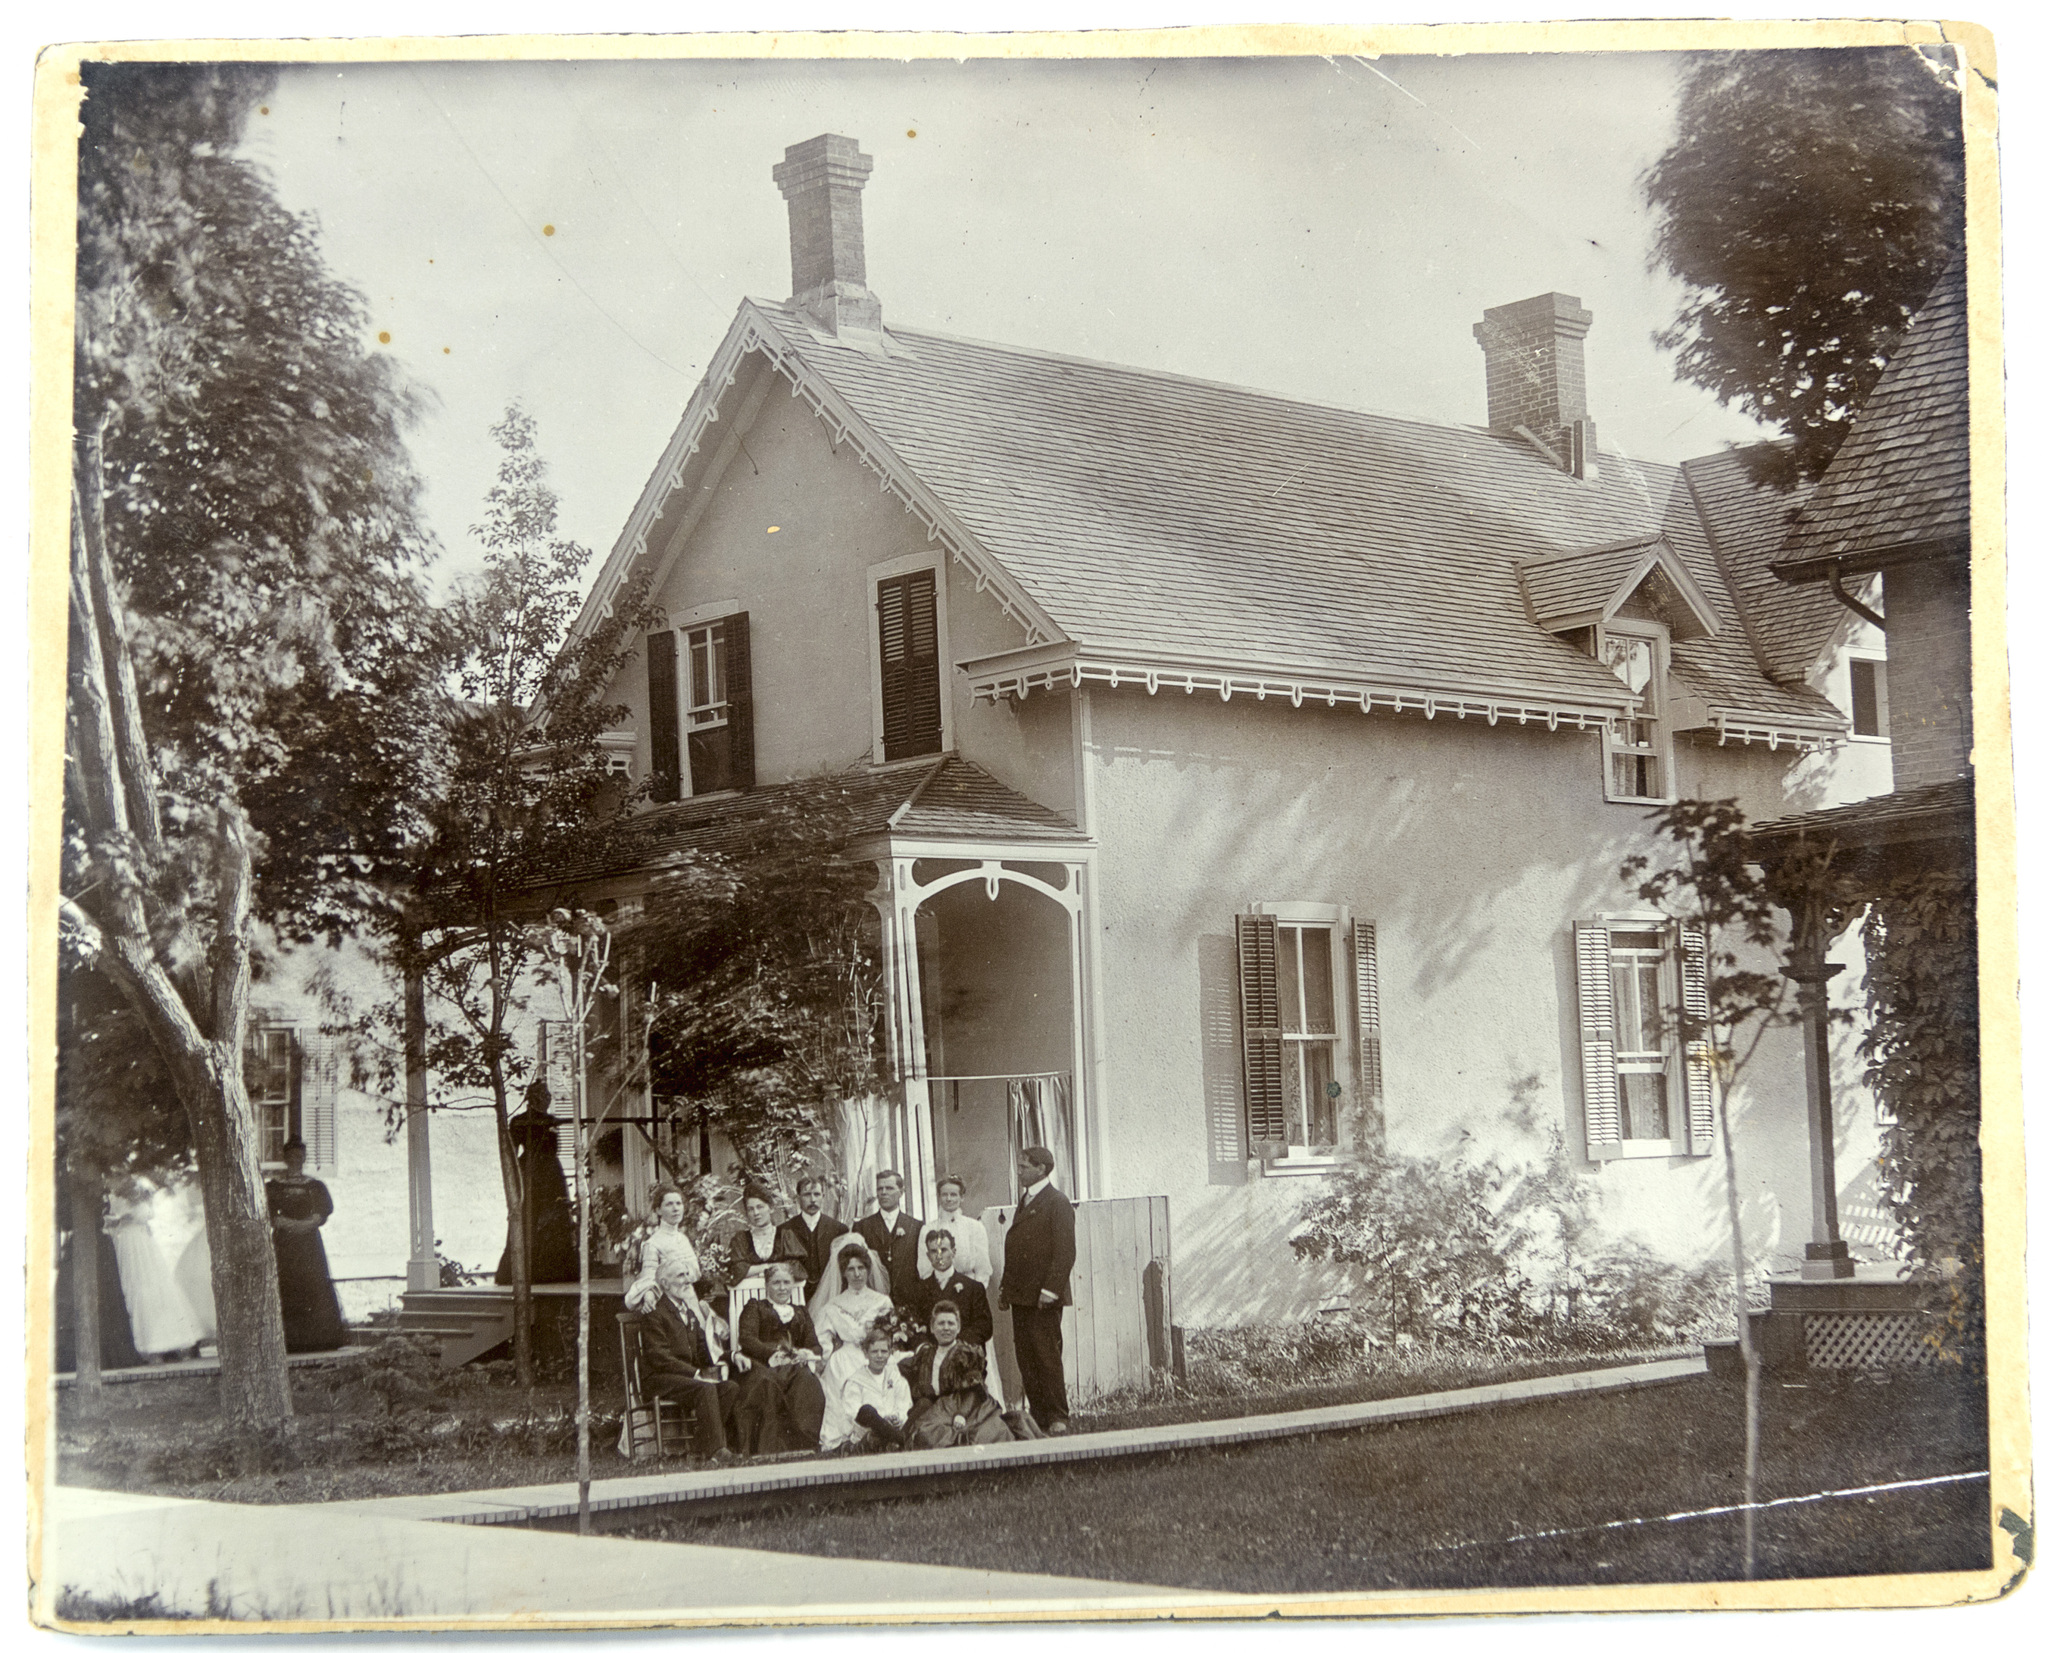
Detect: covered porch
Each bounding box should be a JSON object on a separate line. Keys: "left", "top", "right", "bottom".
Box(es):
{"left": 1740, "top": 777, "right": 1976, "bottom": 1371}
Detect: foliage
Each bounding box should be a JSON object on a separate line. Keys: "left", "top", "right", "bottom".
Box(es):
{"left": 64, "top": 61, "right": 440, "bottom": 1424}
{"left": 628, "top": 786, "right": 886, "bottom": 1197}
{"left": 1288, "top": 1144, "right": 1525, "bottom": 1342}
{"left": 1643, "top": 47, "right": 1966, "bottom": 488}
{"left": 1861, "top": 869, "right": 1982, "bottom": 1363}
{"left": 55, "top": 969, "right": 189, "bottom": 1188}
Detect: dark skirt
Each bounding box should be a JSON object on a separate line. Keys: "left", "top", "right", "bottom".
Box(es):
{"left": 731, "top": 1363, "right": 826, "bottom": 1455}
{"left": 904, "top": 1389, "right": 1013, "bottom": 1451}
{"left": 268, "top": 1178, "right": 346, "bottom": 1353}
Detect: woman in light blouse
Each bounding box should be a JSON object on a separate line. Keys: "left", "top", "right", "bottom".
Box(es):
{"left": 915, "top": 1175, "right": 993, "bottom": 1283}
{"left": 625, "top": 1184, "right": 700, "bottom": 1313}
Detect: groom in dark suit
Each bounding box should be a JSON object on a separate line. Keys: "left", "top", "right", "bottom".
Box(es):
{"left": 853, "top": 1168, "right": 924, "bottom": 1311}
{"left": 999, "top": 1144, "right": 1076, "bottom": 1433}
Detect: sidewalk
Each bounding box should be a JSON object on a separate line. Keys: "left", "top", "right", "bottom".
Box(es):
{"left": 41, "top": 1486, "right": 1206, "bottom": 1625}
{"left": 324, "top": 1354, "right": 1708, "bottom": 1527}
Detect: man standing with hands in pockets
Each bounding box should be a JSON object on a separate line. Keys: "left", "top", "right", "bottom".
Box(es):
{"left": 1001, "top": 1144, "right": 1075, "bottom": 1434}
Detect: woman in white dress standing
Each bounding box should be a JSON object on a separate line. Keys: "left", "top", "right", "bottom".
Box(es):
{"left": 105, "top": 1186, "right": 202, "bottom": 1360}
{"left": 625, "top": 1185, "right": 701, "bottom": 1312}
{"left": 915, "top": 1175, "right": 993, "bottom": 1284}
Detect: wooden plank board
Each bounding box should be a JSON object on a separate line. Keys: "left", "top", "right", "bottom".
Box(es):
{"left": 1067, "top": 1204, "right": 1093, "bottom": 1402}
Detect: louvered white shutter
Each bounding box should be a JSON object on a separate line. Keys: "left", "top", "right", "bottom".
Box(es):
{"left": 1351, "top": 918, "right": 1384, "bottom": 1144}
{"left": 1679, "top": 923, "right": 1715, "bottom": 1156}
{"left": 539, "top": 1020, "right": 579, "bottom": 1181}
{"left": 1574, "top": 922, "right": 1623, "bottom": 1160}
{"left": 1237, "top": 914, "right": 1286, "bottom": 1148}
{"left": 300, "top": 1033, "right": 340, "bottom": 1177}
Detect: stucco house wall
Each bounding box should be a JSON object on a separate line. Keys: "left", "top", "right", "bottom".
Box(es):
{"left": 1075, "top": 682, "right": 1864, "bottom": 1328}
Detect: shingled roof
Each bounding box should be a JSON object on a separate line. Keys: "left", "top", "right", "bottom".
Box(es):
{"left": 1682, "top": 444, "right": 1841, "bottom": 685}
{"left": 532, "top": 756, "right": 1084, "bottom": 893}
{"left": 1775, "top": 263, "right": 1971, "bottom": 577}
{"left": 741, "top": 302, "right": 1842, "bottom": 738}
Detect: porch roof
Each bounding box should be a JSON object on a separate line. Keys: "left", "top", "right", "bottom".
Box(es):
{"left": 538, "top": 756, "right": 1084, "bottom": 890}
{"left": 1747, "top": 777, "right": 1975, "bottom": 870}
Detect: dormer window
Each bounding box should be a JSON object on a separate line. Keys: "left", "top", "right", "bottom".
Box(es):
{"left": 1599, "top": 623, "right": 1669, "bottom": 802}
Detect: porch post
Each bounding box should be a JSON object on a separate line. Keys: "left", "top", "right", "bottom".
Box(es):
{"left": 403, "top": 960, "right": 437, "bottom": 1293}
{"left": 1064, "top": 858, "right": 1095, "bottom": 1201}
{"left": 1783, "top": 892, "right": 1855, "bottom": 1281}
{"left": 872, "top": 858, "right": 937, "bottom": 1219}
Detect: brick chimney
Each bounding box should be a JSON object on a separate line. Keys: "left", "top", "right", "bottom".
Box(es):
{"left": 772, "top": 134, "right": 882, "bottom": 338}
{"left": 1473, "top": 293, "right": 1597, "bottom": 478}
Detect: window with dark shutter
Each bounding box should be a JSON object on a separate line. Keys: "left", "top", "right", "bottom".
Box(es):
{"left": 680, "top": 613, "right": 752, "bottom": 794}
{"left": 646, "top": 630, "right": 682, "bottom": 804}
{"left": 1237, "top": 914, "right": 1287, "bottom": 1147}
{"left": 723, "top": 611, "right": 755, "bottom": 790}
{"left": 876, "top": 569, "right": 943, "bottom": 761}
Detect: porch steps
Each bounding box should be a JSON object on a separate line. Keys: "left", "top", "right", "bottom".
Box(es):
{"left": 394, "top": 1287, "right": 516, "bottom": 1369}
{"left": 393, "top": 1281, "right": 631, "bottom": 1369}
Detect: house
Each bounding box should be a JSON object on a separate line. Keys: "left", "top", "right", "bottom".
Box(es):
{"left": 439, "top": 130, "right": 1896, "bottom": 1339}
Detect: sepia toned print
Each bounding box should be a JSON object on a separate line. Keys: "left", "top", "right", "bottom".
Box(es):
{"left": 28, "top": 22, "right": 2022, "bottom": 1631}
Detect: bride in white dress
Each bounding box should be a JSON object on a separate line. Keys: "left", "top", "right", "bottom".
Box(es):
{"left": 810, "top": 1237, "right": 895, "bottom": 1383}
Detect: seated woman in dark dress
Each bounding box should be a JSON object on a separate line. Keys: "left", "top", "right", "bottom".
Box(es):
{"left": 730, "top": 1261, "right": 827, "bottom": 1455}
{"left": 266, "top": 1139, "right": 346, "bottom": 1353}
{"left": 898, "top": 1299, "right": 1012, "bottom": 1450}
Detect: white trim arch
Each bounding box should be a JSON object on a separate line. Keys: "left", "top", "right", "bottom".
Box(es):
{"left": 867, "top": 846, "right": 1098, "bottom": 1219}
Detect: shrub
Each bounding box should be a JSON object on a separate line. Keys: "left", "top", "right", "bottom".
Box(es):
{"left": 1289, "top": 1144, "right": 1525, "bottom": 1342}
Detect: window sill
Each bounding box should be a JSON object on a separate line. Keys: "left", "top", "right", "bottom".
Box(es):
{"left": 1257, "top": 1155, "right": 1342, "bottom": 1177}
{"left": 1603, "top": 793, "right": 1676, "bottom": 809}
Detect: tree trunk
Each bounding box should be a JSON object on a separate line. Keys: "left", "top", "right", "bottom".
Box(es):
{"left": 66, "top": 1154, "right": 105, "bottom": 1415}
{"left": 64, "top": 432, "right": 291, "bottom": 1426}
{"left": 492, "top": 1067, "right": 534, "bottom": 1389}
{"left": 1717, "top": 1071, "right": 1762, "bottom": 1581}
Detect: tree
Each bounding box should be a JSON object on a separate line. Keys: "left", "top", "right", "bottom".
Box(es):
{"left": 393, "top": 406, "right": 655, "bottom": 1388}
{"left": 62, "top": 63, "right": 439, "bottom": 1426}
{"left": 1643, "top": 47, "right": 1965, "bottom": 487}
{"left": 627, "top": 787, "right": 885, "bottom": 1207}
{"left": 1621, "top": 799, "right": 1847, "bottom": 1580}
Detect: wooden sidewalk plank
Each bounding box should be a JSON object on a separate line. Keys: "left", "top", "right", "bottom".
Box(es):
{"left": 312, "top": 1355, "right": 1706, "bottom": 1527}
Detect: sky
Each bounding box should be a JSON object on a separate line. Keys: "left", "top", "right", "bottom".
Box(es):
{"left": 241, "top": 50, "right": 1775, "bottom": 588}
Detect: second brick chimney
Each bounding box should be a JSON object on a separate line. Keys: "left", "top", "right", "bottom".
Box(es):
{"left": 1473, "top": 293, "right": 1598, "bottom": 478}
{"left": 772, "top": 134, "right": 883, "bottom": 339}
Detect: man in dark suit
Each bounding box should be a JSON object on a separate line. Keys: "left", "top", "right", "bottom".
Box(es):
{"left": 635, "top": 1282, "right": 739, "bottom": 1463}
{"left": 774, "top": 1175, "right": 846, "bottom": 1302}
{"left": 907, "top": 1226, "right": 994, "bottom": 1346}
{"left": 999, "top": 1144, "right": 1076, "bottom": 1433}
{"left": 852, "top": 1168, "right": 924, "bottom": 1311}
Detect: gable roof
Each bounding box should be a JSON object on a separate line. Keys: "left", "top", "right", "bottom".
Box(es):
{"left": 579, "top": 299, "right": 1847, "bottom": 746}
{"left": 1774, "top": 262, "right": 1971, "bottom": 578}
{"left": 1517, "top": 535, "right": 1721, "bottom": 641}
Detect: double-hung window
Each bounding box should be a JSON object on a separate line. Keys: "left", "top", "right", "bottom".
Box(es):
{"left": 646, "top": 611, "right": 754, "bottom": 802}
{"left": 246, "top": 1025, "right": 338, "bottom": 1174}
{"left": 1236, "top": 906, "right": 1383, "bottom": 1171}
{"left": 1573, "top": 919, "right": 1711, "bottom": 1159}
{"left": 1598, "top": 623, "right": 1670, "bottom": 802}
{"left": 1848, "top": 654, "right": 1891, "bottom": 740}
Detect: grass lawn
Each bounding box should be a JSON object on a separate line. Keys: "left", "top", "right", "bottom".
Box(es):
{"left": 54, "top": 1339, "right": 1685, "bottom": 1506}
{"left": 615, "top": 1368, "right": 1991, "bottom": 1593}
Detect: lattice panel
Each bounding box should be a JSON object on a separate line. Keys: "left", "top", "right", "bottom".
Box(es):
{"left": 1805, "top": 1311, "right": 1936, "bottom": 1370}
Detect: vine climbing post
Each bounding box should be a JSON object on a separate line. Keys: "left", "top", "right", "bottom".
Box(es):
{"left": 1780, "top": 888, "right": 1862, "bottom": 1281}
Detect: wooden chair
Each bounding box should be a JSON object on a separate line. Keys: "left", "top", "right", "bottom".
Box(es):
{"left": 617, "top": 1312, "right": 696, "bottom": 1459}
{"left": 727, "top": 1276, "right": 770, "bottom": 1373}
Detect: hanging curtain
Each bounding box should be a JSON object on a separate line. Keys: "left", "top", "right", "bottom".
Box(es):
{"left": 1007, "top": 1075, "right": 1074, "bottom": 1194}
